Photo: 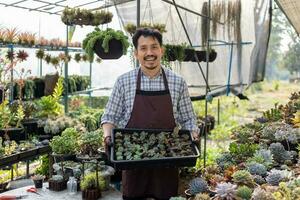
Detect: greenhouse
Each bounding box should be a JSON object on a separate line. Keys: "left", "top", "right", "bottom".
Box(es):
{"left": 0, "top": 0, "right": 299, "bottom": 199}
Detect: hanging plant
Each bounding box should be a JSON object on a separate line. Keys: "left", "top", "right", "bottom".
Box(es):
{"left": 5, "top": 50, "right": 15, "bottom": 60}
{"left": 16, "top": 50, "right": 29, "bottom": 62}
{"left": 124, "top": 22, "right": 167, "bottom": 35}
{"left": 61, "top": 7, "right": 113, "bottom": 26}
{"left": 82, "top": 27, "right": 129, "bottom": 60}
{"left": 36, "top": 49, "right": 45, "bottom": 59}
{"left": 163, "top": 44, "right": 186, "bottom": 62}
{"left": 44, "top": 54, "right": 52, "bottom": 64}
{"left": 4, "top": 27, "right": 19, "bottom": 43}
{"left": 50, "top": 57, "right": 60, "bottom": 67}
{"left": 74, "top": 53, "right": 81, "bottom": 63}
{"left": 58, "top": 53, "right": 71, "bottom": 63}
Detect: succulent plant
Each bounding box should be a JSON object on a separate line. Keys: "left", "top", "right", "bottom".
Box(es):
{"left": 31, "top": 174, "right": 44, "bottom": 180}
{"left": 216, "top": 152, "right": 235, "bottom": 170}
{"left": 189, "top": 177, "right": 208, "bottom": 195}
{"left": 269, "top": 142, "right": 292, "bottom": 164}
{"left": 236, "top": 186, "right": 252, "bottom": 200}
{"left": 49, "top": 128, "right": 79, "bottom": 155}
{"left": 232, "top": 170, "right": 255, "bottom": 187}
{"left": 50, "top": 175, "right": 64, "bottom": 181}
{"left": 80, "top": 172, "right": 105, "bottom": 191}
{"left": 214, "top": 182, "right": 237, "bottom": 200}
{"left": 249, "top": 148, "right": 273, "bottom": 169}
{"left": 272, "top": 182, "right": 292, "bottom": 200}
{"left": 265, "top": 169, "right": 292, "bottom": 186}
{"left": 253, "top": 175, "right": 266, "bottom": 185}
{"left": 169, "top": 197, "right": 185, "bottom": 200}
{"left": 78, "top": 129, "right": 103, "bottom": 156}
{"left": 194, "top": 193, "right": 210, "bottom": 200}
{"left": 246, "top": 162, "right": 267, "bottom": 177}
{"left": 229, "top": 142, "right": 258, "bottom": 163}
{"left": 251, "top": 187, "right": 275, "bottom": 200}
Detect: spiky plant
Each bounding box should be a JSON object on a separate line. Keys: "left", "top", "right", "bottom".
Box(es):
{"left": 74, "top": 53, "right": 81, "bottom": 62}
{"left": 269, "top": 142, "right": 291, "bottom": 164}
{"left": 36, "top": 49, "right": 45, "bottom": 59}
{"left": 5, "top": 50, "right": 15, "bottom": 60}
{"left": 214, "top": 182, "right": 237, "bottom": 200}
{"left": 189, "top": 177, "right": 208, "bottom": 195}
{"left": 44, "top": 54, "right": 52, "bottom": 64}
{"left": 16, "top": 50, "right": 29, "bottom": 61}
{"left": 246, "top": 162, "right": 267, "bottom": 177}
{"left": 248, "top": 149, "right": 273, "bottom": 169}
{"left": 232, "top": 170, "right": 255, "bottom": 187}
{"left": 4, "top": 27, "right": 19, "bottom": 43}
{"left": 236, "top": 186, "right": 252, "bottom": 200}
{"left": 266, "top": 169, "right": 285, "bottom": 186}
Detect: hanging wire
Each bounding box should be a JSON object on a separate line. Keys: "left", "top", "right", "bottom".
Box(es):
{"left": 148, "top": 0, "right": 154, "bottom": 24}
{"left": 142, "top": 0, "right": 150, "bottom": 22}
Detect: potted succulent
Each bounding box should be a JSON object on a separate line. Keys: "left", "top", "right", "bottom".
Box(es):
{"left": 49, "top": 174, "right": 67, "bottom": 191}
{"left": 124, "top": 22, "right": 167, "bottom": 35}
{"left": 77, "top": 129, "right": 103, "bottom": 158}
{"left": 82, "top": 27, "right": 129, "bottom": 60}
{"left": 81, "top": 172, "right": 105, "bottom": 200}
{"left": 31, "top": 174, "right": 44, "bottom": 188}
{"left": 49, "top": 127, "right": 79, "bottom": 157}
{"left": 185, "top": 177, "right": 209, "bottom": 198}
{"left": 61, "top": 7, "right": 113, "bottom": 26}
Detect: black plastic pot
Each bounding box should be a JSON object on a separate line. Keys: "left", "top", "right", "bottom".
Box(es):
{"left": 183, "top": 48, "right": 195, "bottom": 62}
{"left": 203, "top": 50, "right": 217, "bottom": 62}
{"left": 0, "top": 127, "right": 25, "bottom": 143}
{"left": 33, "top": 179, "right": 43, "bottom": 188}
{"left": 33, "top": 77, "right": 45, "bottom": 98}
{"left": 94, "top": 38, "right": 123, "bottom": 59}
{"left": 22, "top": 118, "right": 38, "bottom": 136}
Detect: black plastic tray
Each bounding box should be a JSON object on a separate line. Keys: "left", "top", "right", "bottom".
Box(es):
{"left": 110, "top": 128, "right": 200, "bottom": 170}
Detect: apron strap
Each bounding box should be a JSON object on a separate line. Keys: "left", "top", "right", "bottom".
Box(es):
{"left": 136, "top": 68, "right": 169, "bottom": 91}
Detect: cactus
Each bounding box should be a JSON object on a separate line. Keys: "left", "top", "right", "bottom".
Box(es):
{"left": 189, "top": 177, "right": 208, "bottom": 195}
{"left": 214, "top": 182, "right": 237, "bottom": 199}
{"left": 236, "top": 186, "right": 252, "bottom": 200}
{"left": 232, "top": 170, "right": 255, "bottom": 187}
{"left": 246, "top": 162, "right": 267, "bottom": 177}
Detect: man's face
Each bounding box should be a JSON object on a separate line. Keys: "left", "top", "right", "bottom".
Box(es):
{"left": 134, "top": 36, "right": 164, "bottom": 71}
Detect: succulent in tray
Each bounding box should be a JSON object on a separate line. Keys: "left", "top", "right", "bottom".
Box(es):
{"left": 114, "top": 130, "right": 194, "bottom": 160}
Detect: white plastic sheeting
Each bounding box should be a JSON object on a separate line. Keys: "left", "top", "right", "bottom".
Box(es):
{"left": 115, "top": 0, "right": 272, "bottom": 97}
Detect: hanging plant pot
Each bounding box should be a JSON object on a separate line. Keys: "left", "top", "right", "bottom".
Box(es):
{"left": 203, "top": 50, "right": 217, "bottom": 62}
{"left": 183, "top": 48, "right": 195, "bottom": 62}
{"left": 33, "top": 77, "right": 45, "bottom": 98}
{"left": 190, "top": 50, "right": 206, "bottom": 62}
{"left": 93, "top": 38, "right": 123, "bottom": 59}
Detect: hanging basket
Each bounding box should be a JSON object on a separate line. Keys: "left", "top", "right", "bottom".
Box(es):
{"left": 203, "top": 50, "right": 217, "bottom": 62}
{"left": 94, "top": 38, "right": 123, "bottom": 59}
{"left": 183, "top": 48, "right": 195, "bottom": 62}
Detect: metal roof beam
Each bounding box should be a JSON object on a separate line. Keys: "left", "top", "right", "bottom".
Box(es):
{"left": 0, "top": 2, "right": 58, "bottom": 15}
{"left": 30, "top": 0, "right": 66, "bottom": 11}
{"left": 6, "top": 0, "right": 28, "bottom": 6}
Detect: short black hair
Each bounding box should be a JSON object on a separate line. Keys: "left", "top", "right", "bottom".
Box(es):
{"left": 132, "top": 28, "right": 162, "bottom": 49}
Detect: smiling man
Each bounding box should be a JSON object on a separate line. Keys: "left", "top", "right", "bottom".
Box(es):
{"left": 101, "top": 28, "right": 199, "bottom": 200}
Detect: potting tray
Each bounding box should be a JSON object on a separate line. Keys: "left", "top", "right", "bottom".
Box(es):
{"left": 110, "top": 128, "right": 200, "bottom": 170}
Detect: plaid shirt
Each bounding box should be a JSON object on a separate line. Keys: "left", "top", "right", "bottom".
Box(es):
{"left": 101, "top": 67, "right": 199, "bottom": 133}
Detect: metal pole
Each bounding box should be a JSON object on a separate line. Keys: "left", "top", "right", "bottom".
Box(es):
{"left": 217, "top": 98, "right": 220, "bottom": 125}
{"left": 226, "top": 42, "right": 234, "bottom": 96}
{"left": 203, "top": 0, "right": 211, "bottom": 168}
{"left": 39, "top": 58, "right": 42, "bottom": 77}
{"left": 64, "top": 25, "right": 69, "bottom": 114}
{"left": 135, "top": 0, "right": 140, "bottom": 68}
{"left": 9, "top": 45, "right": 14, "bottom": 102}
{"left": 89, "top": 62, "right": 92, "bottom": 107}
{"left": 171, "top": 0, "right": 211, "bottom": 92}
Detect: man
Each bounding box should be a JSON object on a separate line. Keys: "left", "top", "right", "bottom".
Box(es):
{"left": 101, "top": 28, "right": 199, "bottom": 200}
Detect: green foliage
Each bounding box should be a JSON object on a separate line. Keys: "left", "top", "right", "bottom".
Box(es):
{"left": 79, "top": 114, "right": 98, "bottom": 131}
{"left": 195, "top": 147, "right": 224, "bottom": 170}
{"left": 229, "top": 142, "right": 259, "bottom": 163}
{"left": 272, "top": 182, "right": 292, "bottom": 200}
{"left": 269, "top": 142, "right": 291, "bottom": 164}
{"left": 49, "top": 127, "right": 78, "bottom": 155}
{"left": 246, "top": 162, "right": 267, "bottom": 177}
{"left": 232, "top": 170, "right": 255, "bottom": 187}
{"left": 78, "top": 129, "right": 103, "bottom": 156}
{"left": 266, "top": 169, "right": 286, "bottom": 186}
{"left": 236, "top": 186, "right": 253, "bottom": 200}
{"left": 37, "top": 77, "right": 64, "bottom": 118}
{"left": 35, "top": 155, "right": 49, "bottom": 177}
{"left": 80, "top": 172, "right": 105, "bottom": 190}
{"left": 247, "top": 149, "right": 274, "bottom": 169}
{"left": 215, "top": 152, "right": 235, "bottom": 170}
{"left": 262, "top": 103, "right": 282, "bottom": 122}
{"left": 82, "top": 27, "right": 129, "bottom": 61}
{"left": 0, "top": 100, "right": 22, "bottom": 129}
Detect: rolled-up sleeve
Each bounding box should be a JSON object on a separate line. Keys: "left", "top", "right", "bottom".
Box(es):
{"left": 177, "top": 80, "right": 199, "bottom": 134}
{"left": 101, "top": 78, "right": 124, "bottom": 127}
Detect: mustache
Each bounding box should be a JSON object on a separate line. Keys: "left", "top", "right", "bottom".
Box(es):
{"left": 144, "top": 55, "right": 157, "bottom": 60}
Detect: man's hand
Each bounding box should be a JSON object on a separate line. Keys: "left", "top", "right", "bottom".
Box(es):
{"left": 104, "top": 136, "right": 112, "bottom": 155}
{"left": 192, "top": 131, "right": 200, "bottom": 141}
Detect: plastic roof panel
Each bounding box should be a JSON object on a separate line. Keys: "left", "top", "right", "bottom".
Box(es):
{"left": 276, "top": 0, "right": 300, "bottom": 35}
